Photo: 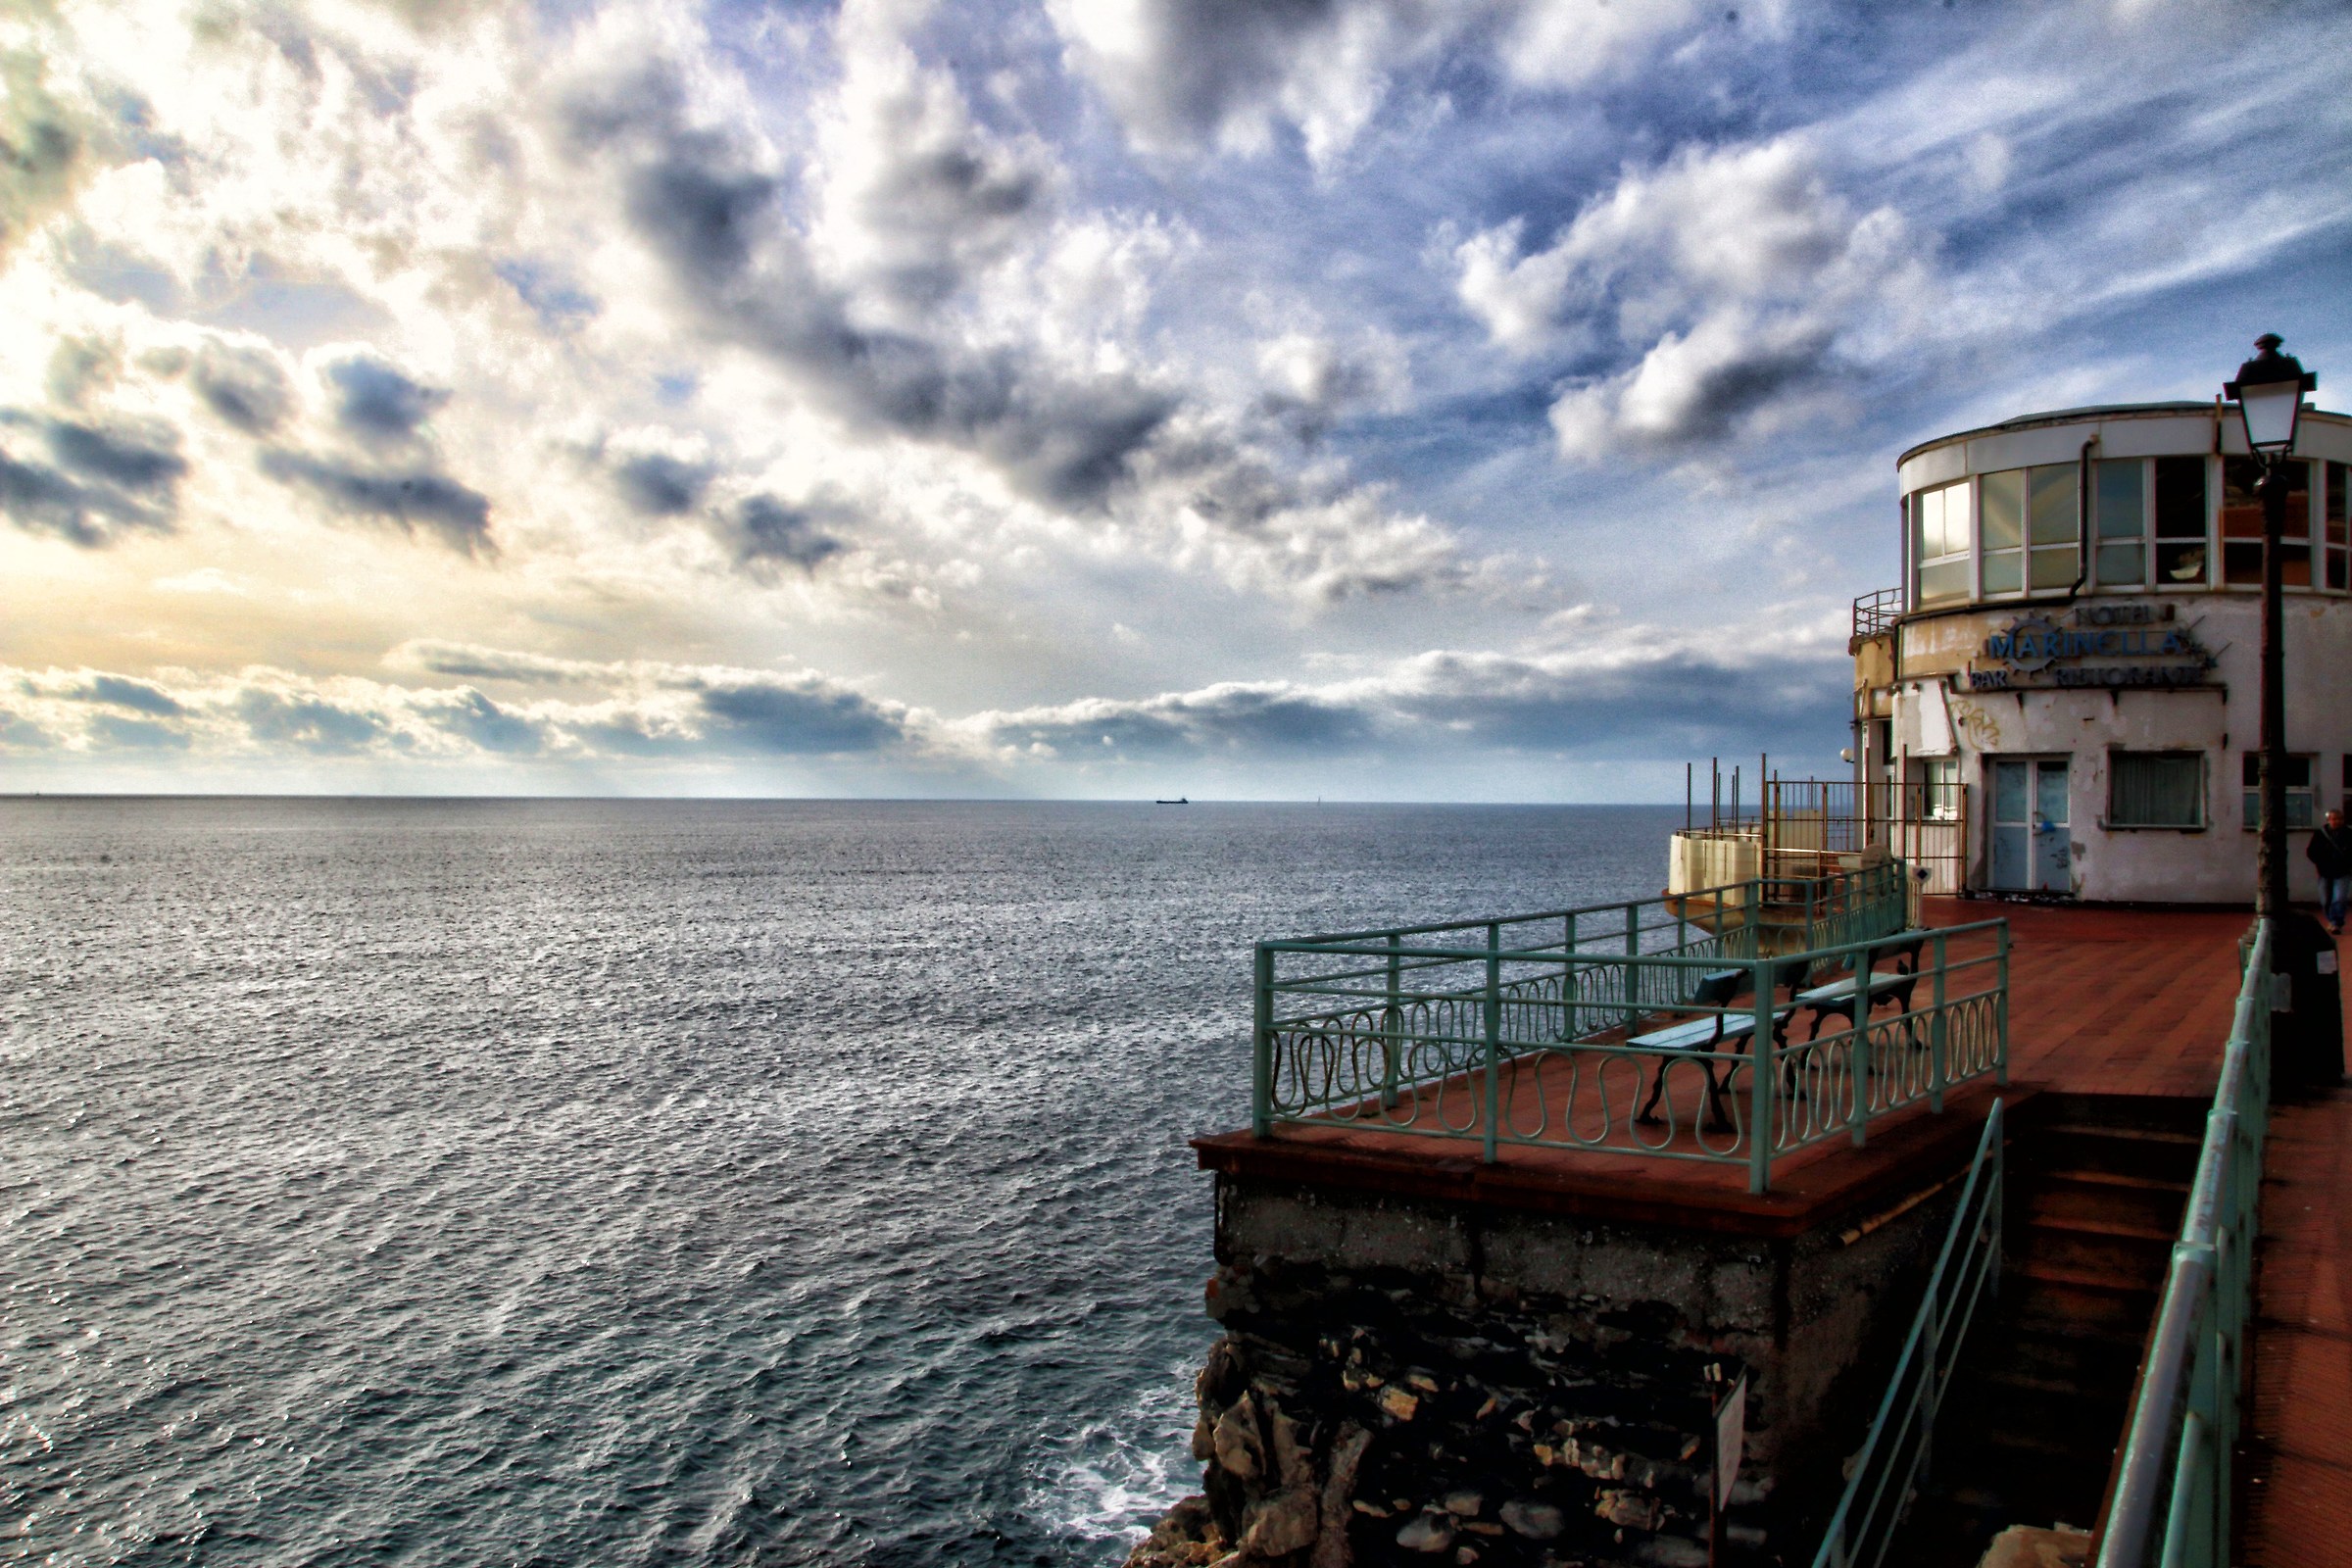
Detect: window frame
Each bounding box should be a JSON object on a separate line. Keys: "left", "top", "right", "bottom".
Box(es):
{"left": 2106, "top": 750, "right": 2205, "bottom": 831}
{"left": 1911, "top": 478, "right": 1974, "bottom": 607}
{"left": 2240, "top": 751, "right": 2318, "bottom": 832}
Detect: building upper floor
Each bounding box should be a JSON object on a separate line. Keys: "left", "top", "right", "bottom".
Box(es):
{"left": 1888, "top": 402, "right": 2352, "bottom": 620}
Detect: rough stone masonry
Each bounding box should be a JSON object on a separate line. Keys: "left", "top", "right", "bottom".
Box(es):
{"left": 1126, "top": 1169, "right": 1957, "bottom": 1568}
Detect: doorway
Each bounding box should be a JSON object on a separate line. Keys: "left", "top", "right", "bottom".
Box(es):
{"left": 1990, "top": 758, "right": 2071, "bottom": 894}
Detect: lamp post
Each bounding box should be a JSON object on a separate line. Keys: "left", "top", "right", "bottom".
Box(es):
{"left": 2224, "top": 333, "right": 2317, "bottom": 923}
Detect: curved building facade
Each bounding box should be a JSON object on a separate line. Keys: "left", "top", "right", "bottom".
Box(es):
{"left": 1854, "top": 400, "right": 2352, "bottom": 904}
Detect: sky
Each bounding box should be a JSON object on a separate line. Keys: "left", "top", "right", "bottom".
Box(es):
{"left": 1, "top": 0, "right": 2347, "bottom": 800}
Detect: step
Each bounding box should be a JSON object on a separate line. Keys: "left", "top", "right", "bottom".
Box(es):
{"left": 2024, "top": 1209, "right": 2178, "bottom": 1246}
{"left": 2026, "top": 1174, "right": 2190, "bottom": 1236}
{"left": 2014, "top": 1230, "right": 2171, "bottom": 1289}
{"left": 2036, "top": 1166, "right": 2190, "bottom": 1195}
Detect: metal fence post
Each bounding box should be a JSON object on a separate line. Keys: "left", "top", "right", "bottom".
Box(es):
{"left": 1484, "top": 922, "right": 1502, "bottom": 1163}
{"left": 1749, "top": 956, "right": 1774, "bottom": 1195}
{"left": 1252, "top": 943, "right": 1274, "bottom": 1137}
{"left": 1994, "top": 923, "right": 2011, "bottom": 1087}
{"left": 1930, "top": 931, "right": 1949, "bottom": 1115}
{"left": 1382, "top": 933, "right": 1402, "bottom": 1109}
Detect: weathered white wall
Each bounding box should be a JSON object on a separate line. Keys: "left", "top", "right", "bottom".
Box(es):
{"left": 1889, "top": 594, "right": 2352, "bottom": 903}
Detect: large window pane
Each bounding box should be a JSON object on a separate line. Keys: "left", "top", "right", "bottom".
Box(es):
{"left": 2111, "top": 753, "right": 2202, "bottom": 828}
{"left": 1913, "top": 479, "right": 1971, "bottom": 605}
{"left": 1982, "top": 469, "right": 2023, "bottom": 594}
{"left": 2097, "top": 460, "right": 2144, "bottom": 538}
{"left": 1982, "top": 470, "right": 2023, "bottom": 548}
{"left": 2222, "top": 457, "right": 2312, "bottom": 587}
{"left": 2029, "top": 464, "right": 2079, "bottom": 545}
{"left": 2154, "top": 455, "right": 2208, "bottom": 586}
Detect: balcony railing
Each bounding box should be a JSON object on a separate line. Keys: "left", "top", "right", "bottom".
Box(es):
{"left": 1250, "top": 864, "right": 2010, "bottom": 1194}
{"left": 1853, "top": 585, "right": 1904, "bottom": 642}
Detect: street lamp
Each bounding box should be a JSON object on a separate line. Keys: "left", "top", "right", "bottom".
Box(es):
{"left": 2223, "top": 334, "right": 2317, "bottom": 924}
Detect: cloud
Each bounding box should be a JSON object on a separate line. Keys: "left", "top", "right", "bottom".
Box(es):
{"left": 1454, "top": 133, "right": 1927, "bottom": 460}
{"left": 427, "top": 688, "right": 546, "bottom": 754}
{"left": 980, "top": 681, "right": 1379, "bottom": 758}
{"left": 388, "top": 641, "right": 606, "bottom": 684}
{"left": 322, "top": 353, "right": 452, "bottom": 445}
{"left": 234, "top": 689, "right": 386, "bottom": 754}
{"left": 722, "top": 494, "right": 846, "bottom": 574}
{"left": 1044, "top": 0, "right": 1729, "bottom": 167}
{"left": 193, "top": 340, "right": 295, "bottom": 435}
{"left": 0, "top": 48, "right": 101, "bottom": 265}
{"left": 88, "top": 713, "right": 190, "bottom": 750}
{"left": 0, "top": 411, "right": 186, "bottom": 547}
{"left": 612, "top": 449, "right": 712, "bottom": 515}
{"left": 259, "top": 450, "right": 494, "bottom": 556}
{"left": 72, "top": 674, "right": 185, "bottom": 716}
{"left": 693, "top": 674, "right": 910, "bottom": 755}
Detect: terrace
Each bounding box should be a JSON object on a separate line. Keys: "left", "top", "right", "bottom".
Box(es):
{"left": 1218, "top": 863, "right": 2010, "bottom": 1212}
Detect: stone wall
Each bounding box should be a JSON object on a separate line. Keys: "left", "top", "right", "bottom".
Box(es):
{"left": 1127, "top": 1168, "right": 1961, "bottom": 1568}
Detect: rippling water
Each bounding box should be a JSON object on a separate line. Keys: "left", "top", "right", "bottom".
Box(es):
{"left": 0, "top": 798, "right": 1677, "bottom": 1567}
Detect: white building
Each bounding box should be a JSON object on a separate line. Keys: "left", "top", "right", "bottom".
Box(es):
{"left": 1855, "top": 400, "right": 2352, "bottom": 904}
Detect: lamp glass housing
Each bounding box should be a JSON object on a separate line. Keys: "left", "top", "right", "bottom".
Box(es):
{"left": 2236, "top": 378, "right": 2304, "bottom": 455}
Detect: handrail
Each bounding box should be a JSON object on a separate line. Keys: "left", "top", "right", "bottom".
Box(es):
{"left": 1250, "top": 863, "right": 2010, "bottom": 1192}
{"left": 2094, "top": 920, "right": 2273, "bottom": 1568}
{"left": 1809, "top": 1100, "right": 2006, "bottom": 1568}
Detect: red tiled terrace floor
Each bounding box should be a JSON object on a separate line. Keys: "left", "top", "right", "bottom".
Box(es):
{"left": 2239, "top": 1085, "right": 2352, "bottom": 1567}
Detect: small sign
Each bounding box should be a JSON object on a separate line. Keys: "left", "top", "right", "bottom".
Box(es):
{"left": 1714, "top": 1373, "right": 1746, "bottom": 1512}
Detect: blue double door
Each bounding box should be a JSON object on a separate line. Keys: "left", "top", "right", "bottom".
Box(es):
{"left": 1990, "top": 758, "right": 2071, "bottom": 894}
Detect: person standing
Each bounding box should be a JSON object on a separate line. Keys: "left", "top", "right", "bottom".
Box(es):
{"left": 2309, "top": 808, "right": 2352, "bottom": 936}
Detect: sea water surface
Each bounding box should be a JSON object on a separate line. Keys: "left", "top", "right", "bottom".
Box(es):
{"left": 0, "top": 799, "right": 1676, "bottom": 1567}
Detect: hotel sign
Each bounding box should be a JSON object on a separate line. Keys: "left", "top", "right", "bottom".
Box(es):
{"left": 1955, "top": 603, "right": 2216, "bottom": 692}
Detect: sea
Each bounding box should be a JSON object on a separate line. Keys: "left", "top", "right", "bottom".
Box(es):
{"left": 0, "top": 798, "right": 1679, "bottom": 1567}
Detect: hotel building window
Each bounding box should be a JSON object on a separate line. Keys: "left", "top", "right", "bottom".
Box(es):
{"left": 2222, "top": 457, "right": 2312, "bottom": 588}
{"left": 1912, "top": 479, "right": 1971, "bottom": 605}
{"left": 2327, "top": 461, "right": 2349, "bottom": 592}
{"left": 2109, "top": 752, "right": 2203, "bottom": 829}
{"left": 1981, "top": 464, "right": 2080, "bottom": 595}
{"left": 2154, "top": 455, "right": 2209, "bottom": 586}
{"left": 2094, "top": 458, "right": 2146, "bottom": 587}
{"left": 2241, "top": 752, "right": 2316, "bottom": 830}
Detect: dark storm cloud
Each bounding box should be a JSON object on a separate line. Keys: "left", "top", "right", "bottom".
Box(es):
{"left": 259, "top": 450, "right": 493, "bottom": 555}
{"left": 73, "top": 674, "right": 184, "bottom": 716}
{"left": 724, "top": 494, "right": 845, "bottom": 574}
{"left": 323, "top": 354, "right": 450, "bottom": 444}
{"left": 612, "top": 450, "right": 711, "bottom": 515}
{"left": 694, "top": 678, "right": 906, "bottom": 755}
{"left": 0, "top": 411, "right": 184, "bottom": 547}
{"left": 234, "top": 689, "right": 384, "bottom": 754}
{"left": 193, "top": 341, "right": 294, "bottom": 434}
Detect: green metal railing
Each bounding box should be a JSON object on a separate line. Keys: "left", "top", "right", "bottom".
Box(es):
{"left": 1808, "top": 1101, "right": 2006, "bottom": 1568}
{"left": 1250, "top": 864, "right": 2010, "bottom": 1193}
{"left": 2095, "top": 920, "right": 2273, "bottom": 1568}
